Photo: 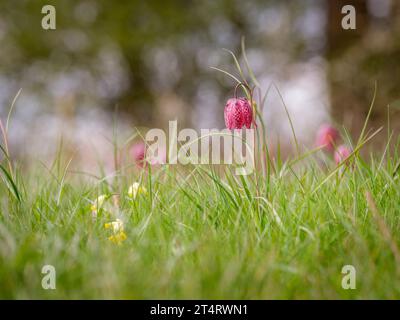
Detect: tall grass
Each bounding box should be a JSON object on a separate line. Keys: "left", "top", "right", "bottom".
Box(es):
{"left": 1, "top": 138, "right": 400, "bottom": 299}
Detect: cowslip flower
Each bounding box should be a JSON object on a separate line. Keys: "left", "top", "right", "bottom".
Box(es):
{"left": 128, "top": 182, "right": 147, "bottom": 199}
{"left": 224, "top": 97, "right": 253, "bottom": 130}
{"left": 334, "top": 145, "right": 352, "bottom": 165}
{"left": 316, "top": 124, "right": 340, "bottom": 153}
{"left": 104, "top": 218, "right": 127, "bottom": 245}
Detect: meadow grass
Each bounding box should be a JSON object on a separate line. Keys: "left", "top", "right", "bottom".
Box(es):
{"left": 0, "top": 134, "right": 400, "bottom": 299}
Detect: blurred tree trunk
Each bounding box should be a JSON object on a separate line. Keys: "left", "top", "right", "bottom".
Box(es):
{"left": 327, "top": 0, "right": 369, "bottom": 136}
{"left": 327, "top": 0, "right": 369, "bottom": 59}
{"left": 327, "top": 0, "right": 400, "bottom": 149}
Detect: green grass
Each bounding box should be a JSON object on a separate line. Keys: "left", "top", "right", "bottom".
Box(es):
{"left": 0, "top": 138, "right": 400, "bottom": 299}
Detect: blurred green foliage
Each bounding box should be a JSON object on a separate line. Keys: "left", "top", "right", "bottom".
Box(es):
{"left": 0, "top": 0, "right": 309, "bottom": 124}
{"left": 0, "top": 0, "right": 399, "bottom": 136}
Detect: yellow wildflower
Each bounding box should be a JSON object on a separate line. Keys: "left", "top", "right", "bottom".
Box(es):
{"left": 108, "top": 231, "right": 127, "bottom": 245}
{"left": 104, "top": 218, "right": 127, "bottom": 245}
{"left": 128, "top": 182, "right": 147, "bottom": 199}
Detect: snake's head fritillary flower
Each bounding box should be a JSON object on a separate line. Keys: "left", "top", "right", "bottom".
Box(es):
{"left": 128, "top": 182, "right": 147, "bottom": 199}
{"left": 224, "top": 97, "right": 253, "bottom": 130}
{"left": 334, "top": 145, "right": 352, "bottom": 165}
{"left": 132, "top": 142, "right": 146, "bottom": 167}
{"left": 316, "top": 124, "right": 340, "bottom": 152}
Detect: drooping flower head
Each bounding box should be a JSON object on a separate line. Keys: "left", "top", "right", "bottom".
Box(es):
{"left": 132, "top": 142, "right": 146, "bottom": 167}
{"left": 334, "top": 145, "right": 352, "bottom": 165}
{"left": 316, "top": 124, "right": 340, "bottom": 152}
{"left": 224, "top": 97, "right": 253, "bottom": 130}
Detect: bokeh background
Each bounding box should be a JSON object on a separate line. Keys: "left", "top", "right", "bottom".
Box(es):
{"left": 0, "top": 0, "right": 399, "bottom": 171}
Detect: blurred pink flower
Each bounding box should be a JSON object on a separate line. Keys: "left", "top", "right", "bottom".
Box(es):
{"left": 132, "top": 142, "right": 146, "bottom": 167}
{"left": 316, "top": 124, "right": 340, "bottom": 152}
{"left": 132, "top": 142, "right": 167, "bottom": 167}
{"left": 334, "top": 145, "right": 351, "bottom": 165}
{"left": 224, "top": 97, "right": 253, "bottom": 130}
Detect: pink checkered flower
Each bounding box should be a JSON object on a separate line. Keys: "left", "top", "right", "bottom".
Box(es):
{"left": 224, "top": 97, "right": 253, "bottom": 130}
